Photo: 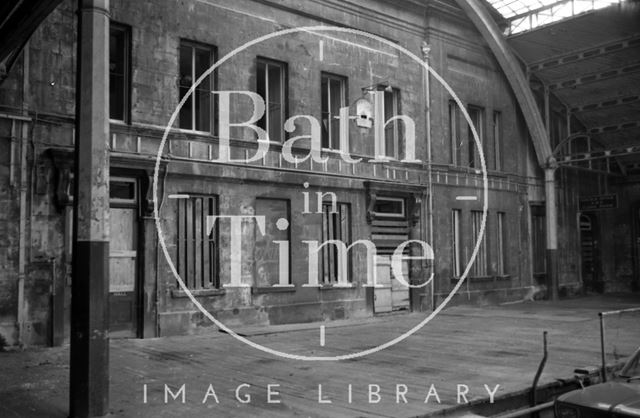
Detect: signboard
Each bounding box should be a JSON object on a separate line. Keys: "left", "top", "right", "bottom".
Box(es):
{"left": 579, "top": 194, "right": 618, "bottom": 211}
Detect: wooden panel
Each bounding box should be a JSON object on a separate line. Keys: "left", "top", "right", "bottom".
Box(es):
{"left": 374, "top": 256, "right": 392, "bottom": 313}
{"left": 254, "top": 199, "right": 289, "bottom": 287}
{"left": 391, "top": 260, "right": 410, "bottom": 310}
{"left": 109, "top": 208, "right": 136, "bottom": 292}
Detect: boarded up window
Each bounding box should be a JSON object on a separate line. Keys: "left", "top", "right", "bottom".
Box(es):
{"left": 254, "top": 198, "right": 290, "bottom": 287}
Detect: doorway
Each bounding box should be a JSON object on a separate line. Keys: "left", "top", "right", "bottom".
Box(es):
{"left": 108, "top": 178, "right": 141, "bottom": 338}
{"left": 374, "top": 255, "right": 410, "bottom": 313}
{"left": 579, "top": 213, "right": 602, "bottom": 293}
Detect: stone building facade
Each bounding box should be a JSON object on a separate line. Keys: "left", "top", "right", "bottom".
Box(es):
{"left": 0, "top": 0, "right": 637, "bottom": 346}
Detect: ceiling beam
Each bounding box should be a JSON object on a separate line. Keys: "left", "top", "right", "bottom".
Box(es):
{"left": 586, "top": 120, "right": 640, "bottom": 135}
{"left": 548, "top": 62, "right": 640, "bottom": 90}
{"left": 529, "top": 36, "right": 640, "bottom": 72}
{"left": 570, "top": 95, "right": 640, "bottom": 113}
{"left": 454, "top": 0, "right": 553, "bottom": 168}
{"left": 558, "top": 144, "right": 640, "bottom": 164}
{"left": 504, "top": 0, "right": 571, "bottom": 22}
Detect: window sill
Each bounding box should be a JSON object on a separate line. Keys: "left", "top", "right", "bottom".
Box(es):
{"left": 319, "top": 283, "right": 356, "bottom": 290}
{"left": 450, "top": 275, "right": 495, "bottom": 283}
{"left": 252, "top": 285, "right": 295, "bottom": 294}
{"left": 496, "top": 274, "right": 511, "bottom": 281}
{"left": 171, "top": 288, "right": 226, "bottom": 298}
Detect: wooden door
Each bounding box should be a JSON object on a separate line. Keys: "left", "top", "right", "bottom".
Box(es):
{"left": 374, "top": 255, "right": 410, "bottom": 313}
{"left": 109, "top": 207, "right": 138, "bottom": 338}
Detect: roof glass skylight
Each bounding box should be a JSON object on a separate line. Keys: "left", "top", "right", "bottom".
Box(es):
{"left": 486, "top": 0, "right": 623, "bottom": 34}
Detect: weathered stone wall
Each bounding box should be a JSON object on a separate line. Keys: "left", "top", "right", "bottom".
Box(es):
{"left": 2, "top": 0, "right": 636, "bottom": 345}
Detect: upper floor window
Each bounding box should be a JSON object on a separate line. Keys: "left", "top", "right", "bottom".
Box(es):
{"left": 179, "top": 40, "right": 215, "bottom": 132}
{"left": 467, "top": 105, "right": 484, "bottom": 168}
{"left": 449, "top": 100, "right": 460, "bottom": 165}
{"left": 109, "top": 22, "right": 130, "bottom": 123}
{"left": 378, "top": 86, "right": 401, "bottom": 159}
{"left": 256, "top": 58, "right": 287, "bottom": 142}
{"left": 493, "top": 111, "right": 502, "bottom": 171}
{"left": 321, "top": 72, "right": 347, "bottom": 150}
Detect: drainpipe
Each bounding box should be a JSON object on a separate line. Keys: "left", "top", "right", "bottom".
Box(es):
{"left": 422, "top": 41, "right": 434, "bottom": 311}
{"left": 545, "top": 163, "right": 559, "bottom": 301}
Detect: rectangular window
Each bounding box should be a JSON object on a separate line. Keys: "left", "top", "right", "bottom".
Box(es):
{"left": 321, "top": 202, "right": 351, "bottom": 284}
{"left": 254, "top": 198, "right": 290, "bottom": 286}
{"left": 179, "top": 41, "right": 215, "bottom": 132}
{"left": 497, "top": 212, "right": 506, "bottom": 275}
{"left": 449, "top": 101, "right": 460, "bottom": 165}
{"left": 256, "top": 58, "right": 287, "bottom": 142}
{"left": 383, "top": 88, "right": 400, "bottom": 159}
{"left": 109, "top": 22, "right": 130, "bottom": 122}
{"left": 176, "top": 195, "right": 218, "bottom": 289}
{"left": 373, "top": 197, "right": 405, "bottom": 218}
{"left": 321, "top": 72, "right": 347, "bottom": 150}
{"left": 471, "top": 210, "right": 488, "bottom": 276}
{"left": 109, "top": 177, "right": 136, "bottom": 205}
{"left": 467, "top": 106, "right": 484, "bottom": 168}
{"left": 493, "top": 111, "right": 502, "bottom": 171}
{"left": 378, "top": 86, "right": 401, "bottom": 159}
{"left": 452, "top": 209, "right": 461, "bottom": 278}
{"left": 531, "top": 206, "right": 546, "bottom": 276}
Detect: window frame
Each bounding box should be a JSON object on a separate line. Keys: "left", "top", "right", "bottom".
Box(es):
{"left": 452, "top": 209, "right": 462, "bottom": 279}
{"left": 178, "top": 39, "right": 217, "bottom": 134}
{"left": 449, "top": 100, "right": 460, "bottom": 166}
{"left": 109, "top": 177, "right": 137, "bottom": 207}
{"left": 470, "top": 210, "right": 488, "bottom": 277}
{"left": 321, "top": 72, "right": 348, "bottom": 150}
{"left": 109, "top": 21, "right": 131, "bottom": 124}
{"left": 321, "top": 202, "right": 352, "bottom": 284}
{"left": 372, "top": 196, "right": 406, "bottom": 218}
{"left": 467, "top": 105, "right": 484, "bottom": 169}
{"left": 377, "top": 86, "right": 402, "bottom": 160}
{"left": 496, "top": 211, "right": 506, "bottom": 276}
{"left": 530, "top": 205, "right": 547, "bottom": 276}
{"left": 176, "top": 194, "right": 219, "bottom": 290}
{"left": 493, "top": 111, "right": 503, "bottom": 171}
{"left": 256, "top": 57, "right": 288, "bottom": 143}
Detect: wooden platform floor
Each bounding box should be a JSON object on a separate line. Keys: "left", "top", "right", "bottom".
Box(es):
{"left": 1, "top": 294, "right": 639, "bottom": 417}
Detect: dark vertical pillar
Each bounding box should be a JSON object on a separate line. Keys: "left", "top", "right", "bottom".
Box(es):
{"left": 70, "top": 0, "right": 110, "bottom": 416}
{"left": 545, "top": 167, "right": 559, "bottom": 301}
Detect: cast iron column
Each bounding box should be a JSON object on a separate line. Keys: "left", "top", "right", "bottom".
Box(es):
{"left": 545, "top": 166, "right": 559, "bottom": 301}
{"left": 70, "top": 0, "right": 110, "bottom": 416}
